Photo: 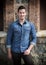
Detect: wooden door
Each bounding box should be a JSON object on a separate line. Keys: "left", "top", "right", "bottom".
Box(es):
{"left": 40, "top": 0, "right": 46, "bottom": 30}
{"left": 0, "top": 0, "right": 3, "bottom": 31}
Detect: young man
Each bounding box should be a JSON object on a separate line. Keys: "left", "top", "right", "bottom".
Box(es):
{"left": 6, "top": 6, "right": 36, "bottom": 65}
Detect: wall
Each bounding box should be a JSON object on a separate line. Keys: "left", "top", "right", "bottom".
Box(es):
{"left": 4, "top": 0, "right": 14, "bottom": 31}
{"left": 1, "top": 0, "right": 46, "bottom": 65}
{"left": 29, "top": 0, "right": 40, "bottom": 31}
{"left": 4, "top": 0, "right": 40, "bottom": 31}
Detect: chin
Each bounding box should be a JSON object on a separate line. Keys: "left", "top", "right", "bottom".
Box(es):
{"left": 21, "top": 19, "right": 24, "bottom": 20}
{"left": 21, "top": 18, "right": 25, "bottom": 20}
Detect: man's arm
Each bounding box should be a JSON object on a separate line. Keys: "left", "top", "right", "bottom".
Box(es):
{"left": 6, "top": 24, "right": 13, "bottom": 59}
{"left": 7, "top": 48, "right": 12, "bottom": 59}
{"left": 24, "top": 23, "right": 37, "bottom": 55}
{"left": 24, "top": 44, "right": 34, "bottom": 55}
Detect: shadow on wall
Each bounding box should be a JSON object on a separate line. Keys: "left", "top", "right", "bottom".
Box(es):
{"left": 0, "top": 47, "right": 13, "bottom": 65}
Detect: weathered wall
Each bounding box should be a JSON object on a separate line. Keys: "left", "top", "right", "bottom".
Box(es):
{"left": 29, "top": 0, "right": 40, "bottom": 31}
{"left": 4, "top": 0, "right": 40, "bottom": 31}
{"left": 4, "top": 0, "right": 14, "bottom": 31}
{"left": 2, "top": 1, "right": 46, "bottom": 65}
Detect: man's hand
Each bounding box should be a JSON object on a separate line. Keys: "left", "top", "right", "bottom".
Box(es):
{"left": 7, "top": 48, "right": 12, "bottom": 59}
{"left": 24, "top": 44, "right": 34, "bottom": 55}
{"left": 8, "top": 52, "right": 12, "bottom": 59}
{"left": 24, "top": 49, "right": 30, "bottom": 55}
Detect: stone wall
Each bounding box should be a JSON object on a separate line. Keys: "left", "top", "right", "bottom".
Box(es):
{"left": 0, "top": 35, "right": 46, "bottom": 65}
{"left": 21, "top": 37, "right": 46, "bottom": 65}
{"left": 31, "top": 44, "right": 46, "bottom": 65}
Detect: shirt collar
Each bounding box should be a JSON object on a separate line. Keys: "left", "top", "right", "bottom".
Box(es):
{"left": 17, "top": 19, "right": 27, "bottom": 25}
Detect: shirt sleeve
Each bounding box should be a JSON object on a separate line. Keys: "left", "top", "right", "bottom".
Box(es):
{"left": 30, "top": 23, "right": 37, "bottom": 46}
{"left": 6, "top": 23, "right": 13, "bottom": 48}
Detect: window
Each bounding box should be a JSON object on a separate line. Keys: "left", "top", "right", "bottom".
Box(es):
{"left": 21, "top": 0, "right": 28, "bottom": 3}
{"left": 16, "top": 0, "right": 21, "bottom": 3}
{"left": 16, "top": 0, "right": 28, "bottom": 3}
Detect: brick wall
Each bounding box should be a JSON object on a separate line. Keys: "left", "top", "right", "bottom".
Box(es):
{"left": 4, "top": 0, "right": 40, "bottom": 31}
{"left": 4, "top": 0, "right": 14, "bottom": 31}
{"left": 29, "top": 0, "right": 40, "bottom": 31}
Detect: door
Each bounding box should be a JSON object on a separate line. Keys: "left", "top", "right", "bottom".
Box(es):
{"left": 40, "top": 0, "right": 46, "bottom": 30}
{"left": 0, "top": 0, "right": 3, "bottom": 31}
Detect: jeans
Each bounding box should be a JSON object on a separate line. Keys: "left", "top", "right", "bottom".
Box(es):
{"left": 11, "top": 51, "right": 34, "bottom": 65}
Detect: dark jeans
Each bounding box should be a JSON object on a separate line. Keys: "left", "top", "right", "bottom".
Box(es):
{"left": 11, "top": 51, "right": 34, "bottom": 65}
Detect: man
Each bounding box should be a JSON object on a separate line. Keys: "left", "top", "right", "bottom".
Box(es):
{"left": 6, "top": 6, "right": 36, "bottom": 65}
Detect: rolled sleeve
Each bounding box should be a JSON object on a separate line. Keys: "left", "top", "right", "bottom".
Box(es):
{"left": 30, "top": 23, "right": 37, "bottom": 46}
{"left": 6, "top": 45, "right": 11, "bottom": 48}
{"left": 6, "top": 23, "right": 13, "bottom": 48}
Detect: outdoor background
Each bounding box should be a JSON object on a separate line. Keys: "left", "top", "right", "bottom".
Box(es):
{"left": 0, "top": 0, "right": 46, "bottom": 65}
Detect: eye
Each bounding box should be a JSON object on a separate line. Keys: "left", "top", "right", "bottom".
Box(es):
{"left": 23, "top": 12, "right": 25, "bottom": 14}
{"left": 20, "top": 12, "right": 22, "bottom": 14}
{"left": 19, "top": 12, "right": 25, "bottom": 14}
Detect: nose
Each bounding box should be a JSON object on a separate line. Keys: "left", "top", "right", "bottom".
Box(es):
{"left": 21, "top": 13, "right": 24, "bottom": 15}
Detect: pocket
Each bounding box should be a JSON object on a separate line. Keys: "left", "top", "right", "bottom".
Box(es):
{"left": 24, "top": 28, "right": 30, "bottom": 34}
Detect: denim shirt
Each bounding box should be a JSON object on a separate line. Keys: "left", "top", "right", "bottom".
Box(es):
{"left": 6, "top": 19, "right": 36, "bottom": 53}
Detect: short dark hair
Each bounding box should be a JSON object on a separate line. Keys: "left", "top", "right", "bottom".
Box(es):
{"left": 18, "top": 5, "right": 26, "bottom": 12}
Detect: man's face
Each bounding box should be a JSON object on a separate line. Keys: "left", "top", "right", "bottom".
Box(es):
{"left": 18, "top": 9, "right": 26, "bottom": 20}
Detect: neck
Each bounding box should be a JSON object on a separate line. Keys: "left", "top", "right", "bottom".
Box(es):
{"left": 19, "top": 19, "right": 25, "bottom": 25}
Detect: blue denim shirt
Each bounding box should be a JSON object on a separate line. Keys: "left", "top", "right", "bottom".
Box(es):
{"left": 6, "top": 19, "right": 36, "bottom": 53}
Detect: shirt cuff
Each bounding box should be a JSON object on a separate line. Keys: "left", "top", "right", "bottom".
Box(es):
{"left": 31, "top": 42, "right": 36, "bottom": 46}
{"left": 6, "top": 45, "right": 11, "bottom": 48}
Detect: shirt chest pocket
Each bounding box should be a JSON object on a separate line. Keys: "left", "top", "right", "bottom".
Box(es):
{"left": 14, "top": 28, "right": 18, "bottom": 32}
{"left": 24, "top": 27, "right": 31, "bottom": 33}
{"left": 14, "top": 26, "right": 20, "bottom": 33}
